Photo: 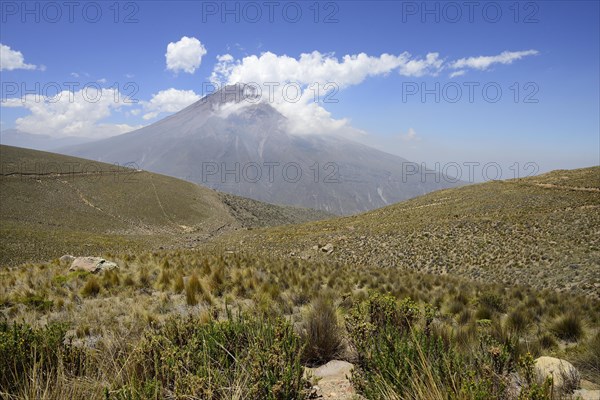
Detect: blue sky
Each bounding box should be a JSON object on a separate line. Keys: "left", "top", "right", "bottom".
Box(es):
{"left": 1, "top": 0, "right": 598, "bottom": 176}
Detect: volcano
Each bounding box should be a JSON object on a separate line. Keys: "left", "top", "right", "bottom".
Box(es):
{"left": 60, "top": 84, "right": 460, "bottom": 214}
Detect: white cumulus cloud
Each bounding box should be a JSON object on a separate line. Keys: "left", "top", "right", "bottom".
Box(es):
{"left": 211, "top": 51, "right": 418, "bottom": 89}
{"left": 1, "top": 88, "right": 141, "bottom": 138}
{"left": 141, "top": 88, "right": 201, "bottom": 120}
{"left": 0, "top": 44, "right": 38, "bottom": 71}
{"left": 165, "top": 36, "right": 207, "bottom": 74}
{"left": 209, "top": 49, "right": 539, "bottom": 135}
{"left": 209, "top": 51, "right": 423, "bottom": 135}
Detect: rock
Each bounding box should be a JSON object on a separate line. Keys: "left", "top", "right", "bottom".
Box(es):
{"left": 59, "top": 255, "right": 76, "bottom": 264}
{"left": 572, "top": 389, "right": 600, "bottom": 400}
{"left": 312, "top": 360, "right": 354, "bottom": 380}
{"left": 534, "top": 356, "right": 580, "bottom": 394}
{"left": 305, "top": 360, "right": 357, "bottom": 400}
{"left": 306, "top": 385, "right": 321, "bottom": 399}
{"left": 321, "top": 243, "right": 334, "bottom": 254}
{"left": 69, "top": 257, "right": 118, "bottom": 273}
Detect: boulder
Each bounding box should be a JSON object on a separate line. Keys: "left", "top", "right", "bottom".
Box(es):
{"left": 534, "top": 356, "right": 580, "bottom": 394}
{"left": 59, "top": 254, "right": 76, "bottom": 264}
{"left": 321, "top": 243, "right": 334, "bottom": 254}
{"left": 69, "top": 257, "right": 118, "bottom": 273}
{"left": 304, "top": 360, "right": 356, "bottom": 400}
{"left": 573, "top": 389, "right": 600, "bottom": 400}
{"left": 311, "top": 360, "right": 354, "bottom": 381}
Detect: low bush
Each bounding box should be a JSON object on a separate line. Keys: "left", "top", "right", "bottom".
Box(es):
{"left": 478, "top": 291, "right": 506, "bottom": 313}
{"left": 0, "top": 322, "right": 86, "bottom": 395}
{"left": 345, "top": 292, "right": 551, "bottom": 399}
{"left": 122, "top": 312, "right": 308, "bottom": 399}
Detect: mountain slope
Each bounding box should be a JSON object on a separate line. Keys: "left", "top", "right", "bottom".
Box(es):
{"left": 0, "top": 145, "right": 330, "bottom": 265}
{"left": 60, "top": 85, "right": 460, "bottom": 215}
{"left": 209, "top": 166, "right": 600, "bottom": 298}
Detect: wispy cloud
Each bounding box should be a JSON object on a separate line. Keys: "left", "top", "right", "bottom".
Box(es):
{"left": 399, "top": 128, "right": 420, "bottom": 142}
{"left": 449, "top": 70, "right": 466, "bottom": 78}
{"left": 450, "top": 50, "right": 539, "bottom": 71}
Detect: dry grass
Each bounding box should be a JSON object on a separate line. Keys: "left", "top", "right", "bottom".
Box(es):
{"left": 0, "top": 249, "right": 598, "bottom": 398}
{"left": 209, "top": 166, "right": 600, "bottom": 300}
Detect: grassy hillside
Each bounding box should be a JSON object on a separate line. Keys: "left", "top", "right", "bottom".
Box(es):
{"left": 0, "top": 145, "right": 330, "bottom": 265}
{"left": 210, "top": 167, "right": 600, "bottom": 299}
{"left": 0, "top": 158, "right": 599, "bottom": 398}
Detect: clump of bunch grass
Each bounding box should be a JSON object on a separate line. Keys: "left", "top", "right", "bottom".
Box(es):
{"left": 301, "top": 295, "right": 344, "bottom": 365}
{"left": 575, "top": 332, "right": 600, "bottom": 382}
{"left": 81, "top": 276, "right": 100, "bottom": 298}
{"left": 185, "top": 273, "right": 212, "bottom": 306}
{"left": 552, "top": 314, "right": 584, "bottom": 342}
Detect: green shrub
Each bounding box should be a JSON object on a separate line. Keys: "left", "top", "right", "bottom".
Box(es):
{"left": 518, "top": 353, "right": 553, "bottom": 399}
{"left": 0, "top": 322, "right": 87, "bottom": 395}
{"left": 478, "top": 291, "right": 506, "bottom": 313}
{"left": 18, "top": 292, "right": 53, "bottom": 311}
{"left": 110, "top": 378, "right": 161, "bottom": 400}
{"left": 345, "top": 292, "right": 530, "bottom": 400}
{"left": 125, "top": 313, "right": 308, "bottom": 399}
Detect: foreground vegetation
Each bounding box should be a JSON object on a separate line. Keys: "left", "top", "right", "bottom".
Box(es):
{"left": 1, "top": 251, "right": 598, "bottom": 398}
